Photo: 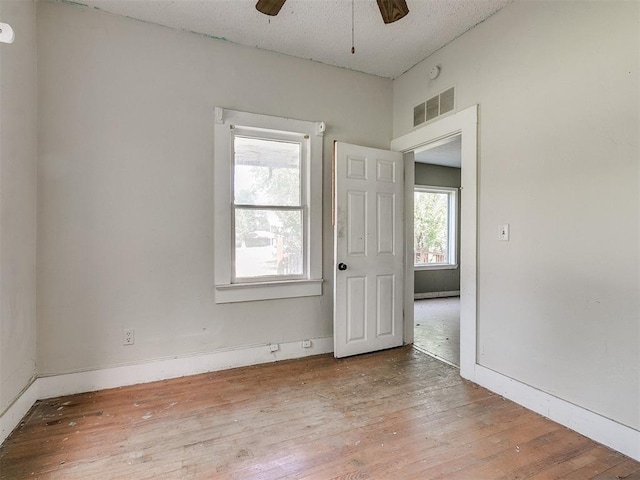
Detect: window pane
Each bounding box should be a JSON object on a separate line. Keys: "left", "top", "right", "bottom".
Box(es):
{"left": 234, "top": 136, "right": 301, "bottom": 206}
{"left": 414, "top": 191, "right": 449, "bottom": 264}
{"left": 234, "top": 208, "right": 303, "bottom": 278}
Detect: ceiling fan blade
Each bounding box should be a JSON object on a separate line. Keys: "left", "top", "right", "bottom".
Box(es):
{"left": 256, "top": 0, "right": 287, "bottom": 16}
{"left": 376, "top": 0, "right": 409, "bottom": 24}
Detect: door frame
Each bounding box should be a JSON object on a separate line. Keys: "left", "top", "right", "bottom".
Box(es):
{"left": 391, "top": 105, "right": 478, "bottom": 382}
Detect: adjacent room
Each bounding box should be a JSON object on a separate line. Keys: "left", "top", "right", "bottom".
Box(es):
{"left": 413, "top": 134, "right": 462, "bottom": 367}
{"left": 1, "top": 0, "right": 638, "bottom": 477}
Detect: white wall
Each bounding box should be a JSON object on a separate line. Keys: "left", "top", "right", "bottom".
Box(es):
{"left": 0, "top": 0, "right": 38, "bottom": 414}
{"left": 36, "top": 2, "right": 392, "bottom": 375}
{"left": 394, "top": 1, "right": 639, "bottom": 430}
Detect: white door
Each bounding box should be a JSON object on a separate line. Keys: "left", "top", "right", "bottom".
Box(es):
{"left": 333, "top": 142, "right": 404, "bottom": 358}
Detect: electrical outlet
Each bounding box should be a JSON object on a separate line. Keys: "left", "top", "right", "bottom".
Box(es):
{"left": 123, "top": 329, "right": 135, "bottom": 346}
{"left": 269, "top": 343, "right": 279, "bottom": 352}
{"left": 302, "top": 339, "right": 312, "bottom": 348}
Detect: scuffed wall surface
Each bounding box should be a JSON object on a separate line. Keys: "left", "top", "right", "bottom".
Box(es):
{"left": 0, "top": 0, "right": 38, "bottom": 414}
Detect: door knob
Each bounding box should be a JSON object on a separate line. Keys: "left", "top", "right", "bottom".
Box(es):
{"left": 338, "top": 263, "right": 348, "bottom": 271}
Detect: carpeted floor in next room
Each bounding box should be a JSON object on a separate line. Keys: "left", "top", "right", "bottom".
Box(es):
{"left": 414, "top": 296, "right": 460, "bottom": 367}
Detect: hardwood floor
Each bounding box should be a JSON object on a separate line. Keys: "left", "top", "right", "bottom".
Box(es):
{"left": 414, "top": 297, "right": 460, "bottom": 367}
{"left": 1, "top": 347, "right": 638, "bottom": 479}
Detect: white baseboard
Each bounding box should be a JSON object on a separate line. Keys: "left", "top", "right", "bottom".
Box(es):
{"left": 474, "top": 364, "right": 640, "bottom": 462}
{"left": 1, "top": 337, "right": 333, "bottom": 445}
{"left": 414, "top": 290, "right": 460, "bottom": 299}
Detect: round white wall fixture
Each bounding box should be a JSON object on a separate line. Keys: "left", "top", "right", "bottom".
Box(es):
{"left": 429, "top": 66, "right": 440, "bottom": 80}
{"left": 0, "top": 22, "right": 15, "bottom": 44}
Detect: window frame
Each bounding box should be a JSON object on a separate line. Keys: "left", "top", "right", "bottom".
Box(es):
{"left": 413, "top": 185, "right": 458, "bottom": 271}
{"left": 214, "top": 108, "right": 323, "bottom": 303}
{"left": 231, "top": 127, "right": 307, "bottom": 283}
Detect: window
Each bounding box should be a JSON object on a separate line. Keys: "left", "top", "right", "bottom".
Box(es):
{"left": 233, "top": 131, "right": 305, "bottom": 280}
{"left": 214, "top": 108, "right": 323, "bottom": 303}
{"left": 414, "top": 186, "right": 457, "bottom": 269}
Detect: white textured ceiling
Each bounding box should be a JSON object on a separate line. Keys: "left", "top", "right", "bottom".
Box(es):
{"left": 63, "top": 0, "right": 514, "bottom": 78}
{"left": 415, "top": 134, "right": 461, "bottom": 167}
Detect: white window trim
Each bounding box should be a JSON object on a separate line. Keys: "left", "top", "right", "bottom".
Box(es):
{"left": 414, "top": 264, "right": 458, "bottom": 271}
{"left": 214, "top": 107, "right": 323, "bottom": 303}
{"left": 414, "top": 185, "right": 458, "bottom": 271}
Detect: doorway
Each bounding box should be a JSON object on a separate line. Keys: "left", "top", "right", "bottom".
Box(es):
{"left": 412, "top": 134, "right": 462, "bottom": 367}
{"left": 390, "top": 105, "right": 477, "bottom": 382}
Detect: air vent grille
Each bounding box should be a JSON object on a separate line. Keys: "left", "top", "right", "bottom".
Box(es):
{"left": 413, "top": 102, "right": 425, "bottom": 128}
{"left": 413, "top": 87, "right": 455, "bottom": 127}
{"left": 426, "top": 96, "right": 439, "bottom": 122}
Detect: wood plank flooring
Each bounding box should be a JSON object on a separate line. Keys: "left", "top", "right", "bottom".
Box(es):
{"left": 1, "top": 347, "right": 638, "bottom": 479}
{"left": 414, "top": 298, "right": 460, "bottom": 367}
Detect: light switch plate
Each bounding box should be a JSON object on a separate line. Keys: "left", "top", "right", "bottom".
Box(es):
{"left": 499, "top": 224, "right": 510, "bottom": 241}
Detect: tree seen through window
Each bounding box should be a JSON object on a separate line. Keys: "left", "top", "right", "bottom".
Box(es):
{"left": 414, "top": 188, "right": 456, "bottom": 265}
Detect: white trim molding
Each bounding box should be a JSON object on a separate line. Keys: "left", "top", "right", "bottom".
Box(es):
{"left": 414, "top": 290, "right": 460, "bottom": 299}
{"left": 215, "top": 279, "right": 323, "bottom": 303}
{"left": 213, "top": 107, "right": 324, "bottom": 304}
{"left": 414, "top": 264, "right": 458, "bottom": 271}
{"left": 1, "top": 337, "right": 333, "bottom": 446}
{"left": 392, "top": 104, "right": 477, "bottom": 381}
{"left": 474, "top": 365, "right": 640, "bottom": 461}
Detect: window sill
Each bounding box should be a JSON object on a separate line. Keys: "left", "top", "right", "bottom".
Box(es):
{"left": 215, "top": 279, "right": 323, "bottom": 304}
{"left": 414, "top": 264, "right": 458, "bottom": 271}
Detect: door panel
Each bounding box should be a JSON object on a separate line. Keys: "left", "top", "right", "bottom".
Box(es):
{"left": 376, "top": 274, "right": 395, "bottom": 336}
{"left": 334, "top": 142, "right": 404, "bottom": 358}
{"left": 347, "top": 191, "right": 367, "bottom": 255}
{"left": 346, "top": 276, "right": 367, "bottom": 342}
{"left": 377, "top": 193, "right": 395, "bottom": 254}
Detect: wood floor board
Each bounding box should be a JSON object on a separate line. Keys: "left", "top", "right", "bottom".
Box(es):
{"left": 295, "top": 416, "right": 558, "bottom": 480}
{"left": 458, "top": 428, "right": 595, "bottom": 479}
{"left": 588, "top": 458, "right": 640, "bottom": 480}
{"left": 228, "top": 382, "right": 506, "bottom": 478}
{"left": 1, "top": 347, "right": 637, "bottom": 479}
{"left": 556, "top": 450, "right": 636, "bottom": 479}
{"left": 389, "top": 418, "right": 560, "bottom": 478}
{"left": 524, "top": 445, "right": 621, "bottom": 479}
{"left": 414, "top": 297, "right": 460, "bottom": 367}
